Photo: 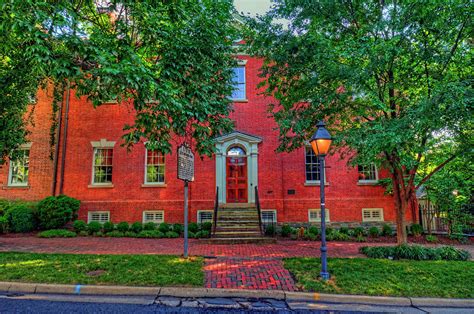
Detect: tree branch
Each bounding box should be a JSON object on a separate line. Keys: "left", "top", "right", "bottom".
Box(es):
{"left": 415, "top": 154, "right": 458, "bottom": 190}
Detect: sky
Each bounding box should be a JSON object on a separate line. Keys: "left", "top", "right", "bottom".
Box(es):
{"left": 233, "top": 0, "right": 272, "bottom": 17}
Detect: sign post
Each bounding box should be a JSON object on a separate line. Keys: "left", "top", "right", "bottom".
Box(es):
{"left": 177, "top": 143, "right": 194, "bottom": 258}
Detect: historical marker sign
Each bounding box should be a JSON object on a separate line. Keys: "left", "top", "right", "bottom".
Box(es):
{"left": 177, "top": 144, "right": 195, "bottom": 182}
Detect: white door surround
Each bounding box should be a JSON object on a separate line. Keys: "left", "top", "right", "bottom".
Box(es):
{"left": 215, "top": 131, "right": 262, "bottom": 204}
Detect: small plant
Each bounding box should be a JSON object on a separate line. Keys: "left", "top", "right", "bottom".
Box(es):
{"left": 195, "top": 230, "right": 210, "bottom": 238}
{"left": 410, "top": 224, "right": 423, "bottom": 236}
{"left": 188, "top": 231, "right": 196, "bottom": 238}
{"left": 117, "top": 222, "right": 130, "bottom": 233}
{"left": 105, "top": 231, "right": 124, "bottom": 237}
{"left": 339, "top": 226, "right": 350, "bottom": 235}
{"left": 87, "top": 222, "right": 101, "bottom": 234}
{"left": 125, "top": 231, "right": 138, "bottom": 237}
{"left": 143, "top": 222, "right": 156, "bottom": 230}
{"left": 355, "top": 235, "right": 367, "bottom": 242}
{"left": 188, "top": 222, "right": 199, "bottom": 233}
{"left": 137, "top": 230, "right": 162, "bottom": 238}
{"left": 368, "top": 226, "right": 380, "bottom": 237}
{"left": 131, "top": 222, "right": 143, "bottom": 233}
{"left": 172, "top": 223, "right": 184, "bottom": 234}
{"left": 73, "top": 220, "right": 87, "bottom": 233}
{"left": 325, "top": 227, "right": 334, "bottom": 236}
{"left": 352, "top": 227, "right": 366, "bottom": 237}
{"left": 360, "top": 245, "right": 470, "bottom": 261}
{"left": 425, "top": 235, "right": 438, "bottom": 243}
{"left": 381, "top": 224, "right": 393, "bottom": 236}
{"left": 165, "top": 231, "right": 180, "bottom": 238}
{"left": 308, "top": 226, "right": 319, "bottom": 236}
{"left": 158, "top": 222, "right": 170, "bottom": 233}
{"left": 333, "top": 231, "right": 350, "bottom": 241}
{"left": 265, "top": 224, "right": 276, "bottom": 236}
{"left": 200, "top": 222, "right": 213, "bottom": 232}
{"left": 78, "top": 230, "right": 88, "bottom": 237}
{"left": 103, "top": 221, "right": 115, "bottom": 233}
{"left": 281, "top": 224, "right": 292, "bottom": 237}
{"left": 38, "top": 229, "right": 77, "bottom": 238}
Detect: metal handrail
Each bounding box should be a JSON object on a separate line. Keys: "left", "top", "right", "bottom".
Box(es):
{"left": 255, "top": 186, "right": 263, "bottom": 235}
{"left": 213, "top": 187, "right": 219, "bottom": 235}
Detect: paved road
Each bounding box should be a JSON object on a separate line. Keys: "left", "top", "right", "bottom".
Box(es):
{"left": 1, "top": 293, "right": 473, "bottom": 313}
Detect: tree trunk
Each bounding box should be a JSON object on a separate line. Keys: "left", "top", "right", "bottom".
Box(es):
{"left": 391, "top": 172, "right": 408, "bottom": 244}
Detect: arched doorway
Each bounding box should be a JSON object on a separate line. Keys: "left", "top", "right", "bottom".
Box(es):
{"left": 226, "top": 146, "right": 247, "bottom": 203}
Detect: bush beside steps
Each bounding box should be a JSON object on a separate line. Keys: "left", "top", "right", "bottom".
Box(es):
{"left": 360, "top": 244, "right": 471, "bottom": 261}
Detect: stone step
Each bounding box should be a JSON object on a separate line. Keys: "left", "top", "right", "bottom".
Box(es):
{"left": 217, "top": 210, "right": 258, "bottom": 215}
{"left": 217, "top": 216, "right": 259, "bottom": 221}
{"left": 213, "top": 231, "right": 262, "bottom": 238}
{"left": 215, "top": 224, "right": 260, "bottom": 230}
{"left": 219, "top": 203, "right": 256, "bottom": 209}
{"left": 215, "top": 228, "right": 261, "bottom": 233}
{"left": 203, "top": 237, "right": 277, "bottom": 244}
{"left": 217, "top": 220, "right": 260, "bottom": 225}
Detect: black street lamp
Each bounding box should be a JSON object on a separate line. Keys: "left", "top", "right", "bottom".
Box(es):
{"left": 310, "top": 120, "right": 332, "bottom": 281}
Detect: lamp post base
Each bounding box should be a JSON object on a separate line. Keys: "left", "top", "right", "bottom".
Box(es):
{"left": 320, "top": 271, "right": 330, "bottom": 281}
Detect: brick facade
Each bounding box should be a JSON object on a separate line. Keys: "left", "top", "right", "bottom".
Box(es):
{"left": 1, "top": 56, "right": 416, "bottom": 225}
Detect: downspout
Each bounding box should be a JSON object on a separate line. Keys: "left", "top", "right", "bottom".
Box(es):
{"left": 59, "top": 80, "right": 71, "bottom": 195}
{"left": 51, "top": 84, "right": 64, "bottom": 196}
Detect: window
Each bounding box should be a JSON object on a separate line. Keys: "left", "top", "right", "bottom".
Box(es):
{"left": 358, "top": 164, "right": 378, "bottom": 182}
{"left": 231, "top": 66, "right": 246, "bottom": 100}
{"left": 261, "top": 210, "right": 277, "bottom": 224}
{"left": 8, "top": 149, "right": 30, "bottom": 186}
{"left": 143, "top": 211, "right": 164, "bottom": 224}
{"left": 362, "top": 208, "right": 384, "bottom": 222}
{"left": 197, "top": 211, "right": 213, "bottom": 224}
{"left": 308, "top": 209, "right": 330, "bottom": 222}
{"left": 92, "top": 148, "right": 113, "bottom": 184}
{"left": 88, "top": 211, "right": 110, "bottom": 223}
{"left": 145, "top": 149, "right": 165, "bottom": 184}
{"left": 305, "top": 147, "right": 324, "bottom": 182}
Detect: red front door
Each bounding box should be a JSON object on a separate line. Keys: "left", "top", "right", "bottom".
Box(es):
{"left": 226, "top": 155, "right": 248, "bottom": 203}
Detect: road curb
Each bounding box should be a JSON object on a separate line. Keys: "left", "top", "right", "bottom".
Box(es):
{"left": 1, "top": 281, "right": 472, "bottom": 308}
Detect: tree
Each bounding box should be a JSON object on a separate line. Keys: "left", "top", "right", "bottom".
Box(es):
{"left": 248, "top": 0, "right": 472, "bottom": 244}
{"left": 0, "top": 0, "right": 238, "bottom": 162}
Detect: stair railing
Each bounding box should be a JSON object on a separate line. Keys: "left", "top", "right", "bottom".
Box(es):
{"left": 255, "top": 186, "right": 263, "bottom": 235}
{"left": 213, "top": 187, "right": 219, "bottom": 235}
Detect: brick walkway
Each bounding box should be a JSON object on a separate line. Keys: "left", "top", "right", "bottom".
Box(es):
{"left": 204, "top": 258, "right": 296, "bottom": 291}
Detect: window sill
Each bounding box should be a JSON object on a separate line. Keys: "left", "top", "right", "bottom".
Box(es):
{"left": 304, "top": 182, "right": 329, "bottom": 186}
{"left": 232, "top": 99, "right": 248, "bottom": 103}
{"left": 3, "top": 185, "right": 30, "bottom": 190}
{"left": 141, "top": 183, "right": 167, "bottom": 188}
{"left": 88, "top": 184, "right": 114, "bottom": 188}
{"left": 357, "top": 181, "right": 379, "bottom": 186}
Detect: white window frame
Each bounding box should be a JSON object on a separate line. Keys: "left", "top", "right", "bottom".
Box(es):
{"left": 305, "top": 146, "right": 326, "bottom": 184}
{"left": 90, "top": 139, "right": 115, "bottom": 186}
{"left": 197, "top": 210, "right": 214, "bottom": 224}
{"left": 144, "top": 148, "right": 165, "bottom": 185}
{"left": 142, "top": 210, "right": 165, "bottom": 224}
{"left": 88, "top": 211, "right": 110, "bottom": 223}
{"left": 358, "top": 163, "right": 379, "bottom": 183}
{"left": 261, "top": 209, "right": 277, "bottom": 224}
{"left": 8, "top": 144, "right": 32, "bottom": 187}
{"left": 308, "top": 208, "right": 330, "bottom": 222}
{"left": 362, "top": 208, "right": 384, "bottom": 222}
{"left": 231, "top": 61, "right": 247, "bottom": 101}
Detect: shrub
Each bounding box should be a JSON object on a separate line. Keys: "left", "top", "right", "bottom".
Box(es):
{"left": 352, "top": 227, "right": 366, "bottom": 237}
{"left": 305, "top": 232, "right": 317, "bottom": 241}
{"left": 381, "top": 224, "right": 393, "bottom": 236}
{"left": 0, "top": 215, "right": 7, "bottom": 234}
{"left": 172, "top": 223, "right": 183, "bottom": 234}
{"left": 78, "top": 231, "right": 88, "bottom": 237}
{"left": 105, "top": 231, "right": 124, "bottom": 237}
{"left": 117, "top": 222, "right": 129, "bottom": 233}
{"left": 339, "top": 226, "right": 350, "bottom": 235}
{"left": 158, "top": 222, "right": 170, "bottom": 233}
{"left": 103, "top": 221, "right": 115, "bottom": 233}
{"left": 87, "top": 222, "right": 101, "bottom": 234}
{"left": 360, "top": 245, "right": 470, "bottom": 261}
{"left": 37, "top": 195, "right": 80, "bottom": 230}
{"left": 137, "top": 230, "right": 163, "bottom": 238}
{"left": 165, "top": 231, "right": 179, "bottom": 238}
{"left": 8, "top": 204, "right": 36, "bottom": 233}
{"left": 410, "top": 224, "right": 423, "bottom": 236}
{"left": 334, "top": 231, "right": 350, "bottom": 241}
{"left": 281, "top": 224, "right": 292, "bottom": 237}
{"left": 201, "top": 222, "right": 213, "bottom": 232}
{"left": 426, "top": 235, "right": 438, "bottom": 243}
{"left": 73, "top": 220, "right": 87, "bottom": 233}
{"left": 308, "top": 226, "right": 319, "bottom": 236}
{"left": 95, "top": 231, "right": 104, "bottom": 237}
{"left": 188, "top": 231, "right": 196, "bottom": 238}
{"left": 265, "top": 224, "right": 276, "bottom": 236}
{"left": 368, "top": 226, "right": 380, "bottom": 237}
{"left": 125, "top": 231, "right": 137, "bottom": 238}
{"left": 38, "top": 229, "right": 76, "bottom": 238}
{"left": 195, "top": 230, "right": 210, "bottom": 238}
{"left": 325, "top": 227, "right": 334, "bottom": 236}
{"left": 188, "top": 222, "right": 199, "bottom": 233}
{"left": 143, "top": 222, "right": 156, "bottom": 231}
{"left": 131, "top": 222, "right": 143, "bottom": 233}
{"left": 355, "top": 235, "right": 367, "bottom": 242}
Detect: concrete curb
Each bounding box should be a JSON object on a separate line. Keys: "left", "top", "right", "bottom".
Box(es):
{"left": 1, "top": 282, "right": 472, "bottom": 308}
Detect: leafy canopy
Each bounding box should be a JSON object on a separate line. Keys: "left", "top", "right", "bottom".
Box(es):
{"left": 0, "top": 0, "right": 238, "bottom": 161}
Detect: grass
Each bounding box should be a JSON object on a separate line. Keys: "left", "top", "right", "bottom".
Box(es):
{"left": 284, "top": 257, "right": 474, "bottom": 298}
{"left": 0, "top": 252, "right": 203, "bottom": 287}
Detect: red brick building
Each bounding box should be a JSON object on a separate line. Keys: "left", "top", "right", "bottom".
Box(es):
{"left": 0, "top": 55, "right": 415, "bottom": 227}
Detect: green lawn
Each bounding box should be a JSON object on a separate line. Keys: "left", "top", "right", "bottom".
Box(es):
{"left": 284, "top": 257, "right": 474, "bottom": 298}
{"left": 0, "top": 252, "right": 203, "bottom": 287}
